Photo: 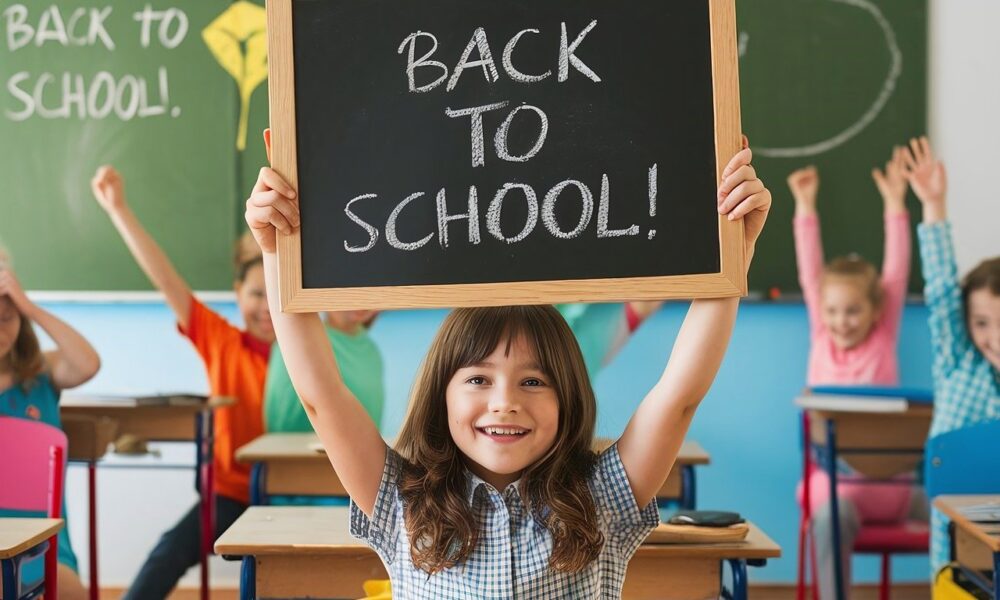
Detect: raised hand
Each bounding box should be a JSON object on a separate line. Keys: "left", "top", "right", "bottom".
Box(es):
{"left": 245, "top": 167, "right": 299, "bottom": 254}
{"left": 871, "top": 146, "right": 909, "bottom": 214}
{"left": 786, "top": 166, "right": 819, "bottom": 217}
{"left": 91, "top": 165, "right": 127, "bottom": 213}
{"left": 0, "top": 268, "right": 36, "bottom": 317}
{"left": 719, "top": 144, "right": 772, "bottom": 266}
{"left": 900, "top": 136, "right": 947, "bottom": 223}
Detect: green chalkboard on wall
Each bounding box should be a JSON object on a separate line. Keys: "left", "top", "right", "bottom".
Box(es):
{"left": 0, "top": 0, "right": 270, "bottom": 291}
{"left": 739, "top": 0, "right": 927, "bottom": 295}
{"left": 1, "top": 0, "right": 925, "bottom": 294}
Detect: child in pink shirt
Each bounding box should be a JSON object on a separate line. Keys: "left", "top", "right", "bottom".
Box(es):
{"left": 787, "top": 148, "right": 925, "bottom": 599}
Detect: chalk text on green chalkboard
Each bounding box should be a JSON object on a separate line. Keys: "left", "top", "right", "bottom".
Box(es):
{"left": 3, "top": 4, "right": 190, "bottom": 122}
{"left": 133, "top": 5, "right": 188, "bottom": 49}
{"left": 398, "top": 21, "right": 601, "bottom": 94}
{"left": 5, "top": 68, "right": 173, "bottom": 122}
{"left": 3, "top": 4, "right": 114, "bottom": 51}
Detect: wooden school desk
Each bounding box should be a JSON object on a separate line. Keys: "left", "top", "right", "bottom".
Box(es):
{"left": 0, "top": 518, "right": 63, "bottom": 599}
{"left": 216, "top": 506, "right": 780, "bottom": 600}
{"left": 795, "top": 389, "right": 933, "bottom": 600}
{"left": 934, "top": 495, "right": 1000, "bottom": 598}
{"left": 61, "top": 393, "right": 229, "bottom": 600}
{"left": 237, "top": 433, "right": 710, "bottom": 509}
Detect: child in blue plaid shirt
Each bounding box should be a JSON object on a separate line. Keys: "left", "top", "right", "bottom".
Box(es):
{"left": 245, "top": 132, "right": 772, "bottom": 598}
{"left": 902, "top": 136, "right": 1000, "bottom": 577}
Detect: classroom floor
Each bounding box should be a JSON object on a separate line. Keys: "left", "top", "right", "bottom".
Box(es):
{"left": 752, "top": 584, "right": 929, "bottom": 600}
{"left": 98, "top": 584, "right": 930, "bottom": 599}
{"left": 99, "top": 590, "right": 238, "bottom": 600}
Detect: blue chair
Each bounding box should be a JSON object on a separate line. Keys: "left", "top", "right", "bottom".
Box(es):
{"left": 925, "top": 419, "right": 1000, "bottom": 498}
{"left": 925, "top": 419, "right": 1000, "bottom": 599}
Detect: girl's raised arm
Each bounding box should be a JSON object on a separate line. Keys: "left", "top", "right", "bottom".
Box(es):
{"left": 788, "top": 166, "right": 824, "bottom": 331}
{"left": 91, "top": 166, "right": 194, "bottom": 329}
{"left": 0, "top": 269, "right": 100, "bottom": 390}
{"left": 617, "top": 145, "right": 771, "bottom": 506}
{"left": 872, "top": 146, "right": 912, "bottom": 337}
{"left": 246, "top": 143, "right": 386, "bottom": 516}
{"left": 902, "top": 137, "right": 969, "bottom": 374}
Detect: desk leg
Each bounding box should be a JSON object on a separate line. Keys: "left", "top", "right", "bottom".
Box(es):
{"left": 825, "top": 419, "right": 846, "bottom": 600}
{"left": 798, "top": 411, "right": 813, "bottom": 600}
{"left": 250, "top": 462, "right": 267, "bottom": 506}
{"left": 197, "top": 411, "right": 215, "bottom": 600}
{"left": 727, "top": 559, "right": 748, "bottom": 600}
{"left": 1, "top": 557, "right": 18, "bottom": 599}
{"left": 681, "top": 465, "right": 696, "bottom": 509}
{"left": 948, "top": 521, "right": 957, "bottom": 563}
{"left": 88, "top": 462, "right": 99, "bottom": 600}
{"left": 240, "top": 556, "right": 256, "bottom": 600}
{"left": 993, "top": 551, "right": 998, "bottom": 600}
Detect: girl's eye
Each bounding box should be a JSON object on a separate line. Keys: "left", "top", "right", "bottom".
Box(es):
{"left": 523, "top": 378, "right": 545, "bottom": 387}
{"left": 466, "top": 376, "right": 486, "bottom": 385}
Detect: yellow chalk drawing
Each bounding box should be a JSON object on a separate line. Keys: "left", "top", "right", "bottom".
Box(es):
{"left": 203, "top": 1, "right": 267, "bottom": 151}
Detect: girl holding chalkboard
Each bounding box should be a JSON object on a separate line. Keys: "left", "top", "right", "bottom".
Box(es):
{"left": 0, "top": 259, "right": 99, "bottom": 600}
{"left": 243, "top": 138, "right": 770, "bottom": 597}
{"left": 786, "top": 149, "right": 918, "bottom": 599}
{"left": 90, "top": 167, "right": 273, "bottom": 599}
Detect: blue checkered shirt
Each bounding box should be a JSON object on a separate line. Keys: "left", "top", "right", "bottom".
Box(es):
{"left": 918, "top": 221, "right": 1000, "bottom": 574}
{"left": 350, "top": 443, "right": 659, "bottom": 599}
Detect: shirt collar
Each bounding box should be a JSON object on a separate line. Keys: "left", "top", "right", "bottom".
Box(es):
{"left": 240, "top": 330, "right": 271, "bottom": 359}
{"left": 464, "top": 469, "right": 523, "bottom": 506}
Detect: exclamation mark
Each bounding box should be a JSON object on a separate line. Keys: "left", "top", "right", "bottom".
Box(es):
{"left": 647, "top": 163, "right": 657, "bottom": 240}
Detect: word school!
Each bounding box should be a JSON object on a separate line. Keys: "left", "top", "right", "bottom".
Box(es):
{"left": 342, "top": 165, "right": 659, "bottom": 253}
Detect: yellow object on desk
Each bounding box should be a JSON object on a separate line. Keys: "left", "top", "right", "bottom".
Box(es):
{"left": 360, "top": 579, "right": 392, "bottom": 599}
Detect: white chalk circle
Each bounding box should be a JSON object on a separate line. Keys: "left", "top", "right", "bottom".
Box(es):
{"left": 749, "top": 0, "right": 902, "bottom": 158}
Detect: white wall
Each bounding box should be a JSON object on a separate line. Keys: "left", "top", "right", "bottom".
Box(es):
{"left": 930, "top": 0, "right": 1000, "bottom": 272}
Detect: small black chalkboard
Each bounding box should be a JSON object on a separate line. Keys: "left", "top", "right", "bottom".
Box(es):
{"left": 267, "top": 0, "right": 744, "bottom": 311}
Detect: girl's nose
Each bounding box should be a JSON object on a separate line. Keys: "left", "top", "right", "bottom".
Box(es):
{"left": 487, "top": 385, "right": 520, "bottom": 413}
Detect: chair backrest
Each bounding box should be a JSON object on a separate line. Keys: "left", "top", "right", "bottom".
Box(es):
{"left": 925, "top": 419, "right": 1000, "bottom": 499}
{"left": 0, "top": 416, "right": 67, "bottom": 516}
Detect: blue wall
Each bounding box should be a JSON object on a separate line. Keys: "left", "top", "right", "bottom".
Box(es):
{"left": 44, "top": 299, "right": 934, "bottom": 583}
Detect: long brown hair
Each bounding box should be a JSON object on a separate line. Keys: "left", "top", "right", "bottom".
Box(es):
{"left": 395, "top": 305, "right": 603, "bottom": 574}
{"left": 0, "top": 298, "right": 45, "bottom": 388}
{"left": 962, "top": 257, "right": 1000, "bottom": 318}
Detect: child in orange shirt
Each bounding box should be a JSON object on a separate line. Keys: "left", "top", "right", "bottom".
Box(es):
{"left": 91, "top": 167, "right": 272, "bottom": 599}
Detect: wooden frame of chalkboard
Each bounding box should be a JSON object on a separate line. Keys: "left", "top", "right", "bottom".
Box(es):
{"left": 267, "top": 0, "right": 744, "bottom": 312}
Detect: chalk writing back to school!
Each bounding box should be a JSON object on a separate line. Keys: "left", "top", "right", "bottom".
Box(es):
{"left": 2, "top": 3, "right": 187, "bottom": 121}
{"left": 340, "top": 21, "right": 662, "bottom": 254}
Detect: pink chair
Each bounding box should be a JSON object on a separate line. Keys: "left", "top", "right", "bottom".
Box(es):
{"left": 0, "top": 416, "right": 67, "bottom": 600}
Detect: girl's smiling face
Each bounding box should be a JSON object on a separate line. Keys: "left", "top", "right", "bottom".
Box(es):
{"left": 234, "top": 262, "right": 274, "bottom": 344}
{"left": 820, "top": 276, "right": 880, "bottom": 350}
{"left": 446, "top": 335, "right": 560, "bottom": 490}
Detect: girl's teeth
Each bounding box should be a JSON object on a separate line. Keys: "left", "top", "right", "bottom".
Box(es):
{"left": 484, "top": 427, "right": 524, "bottom": 435}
